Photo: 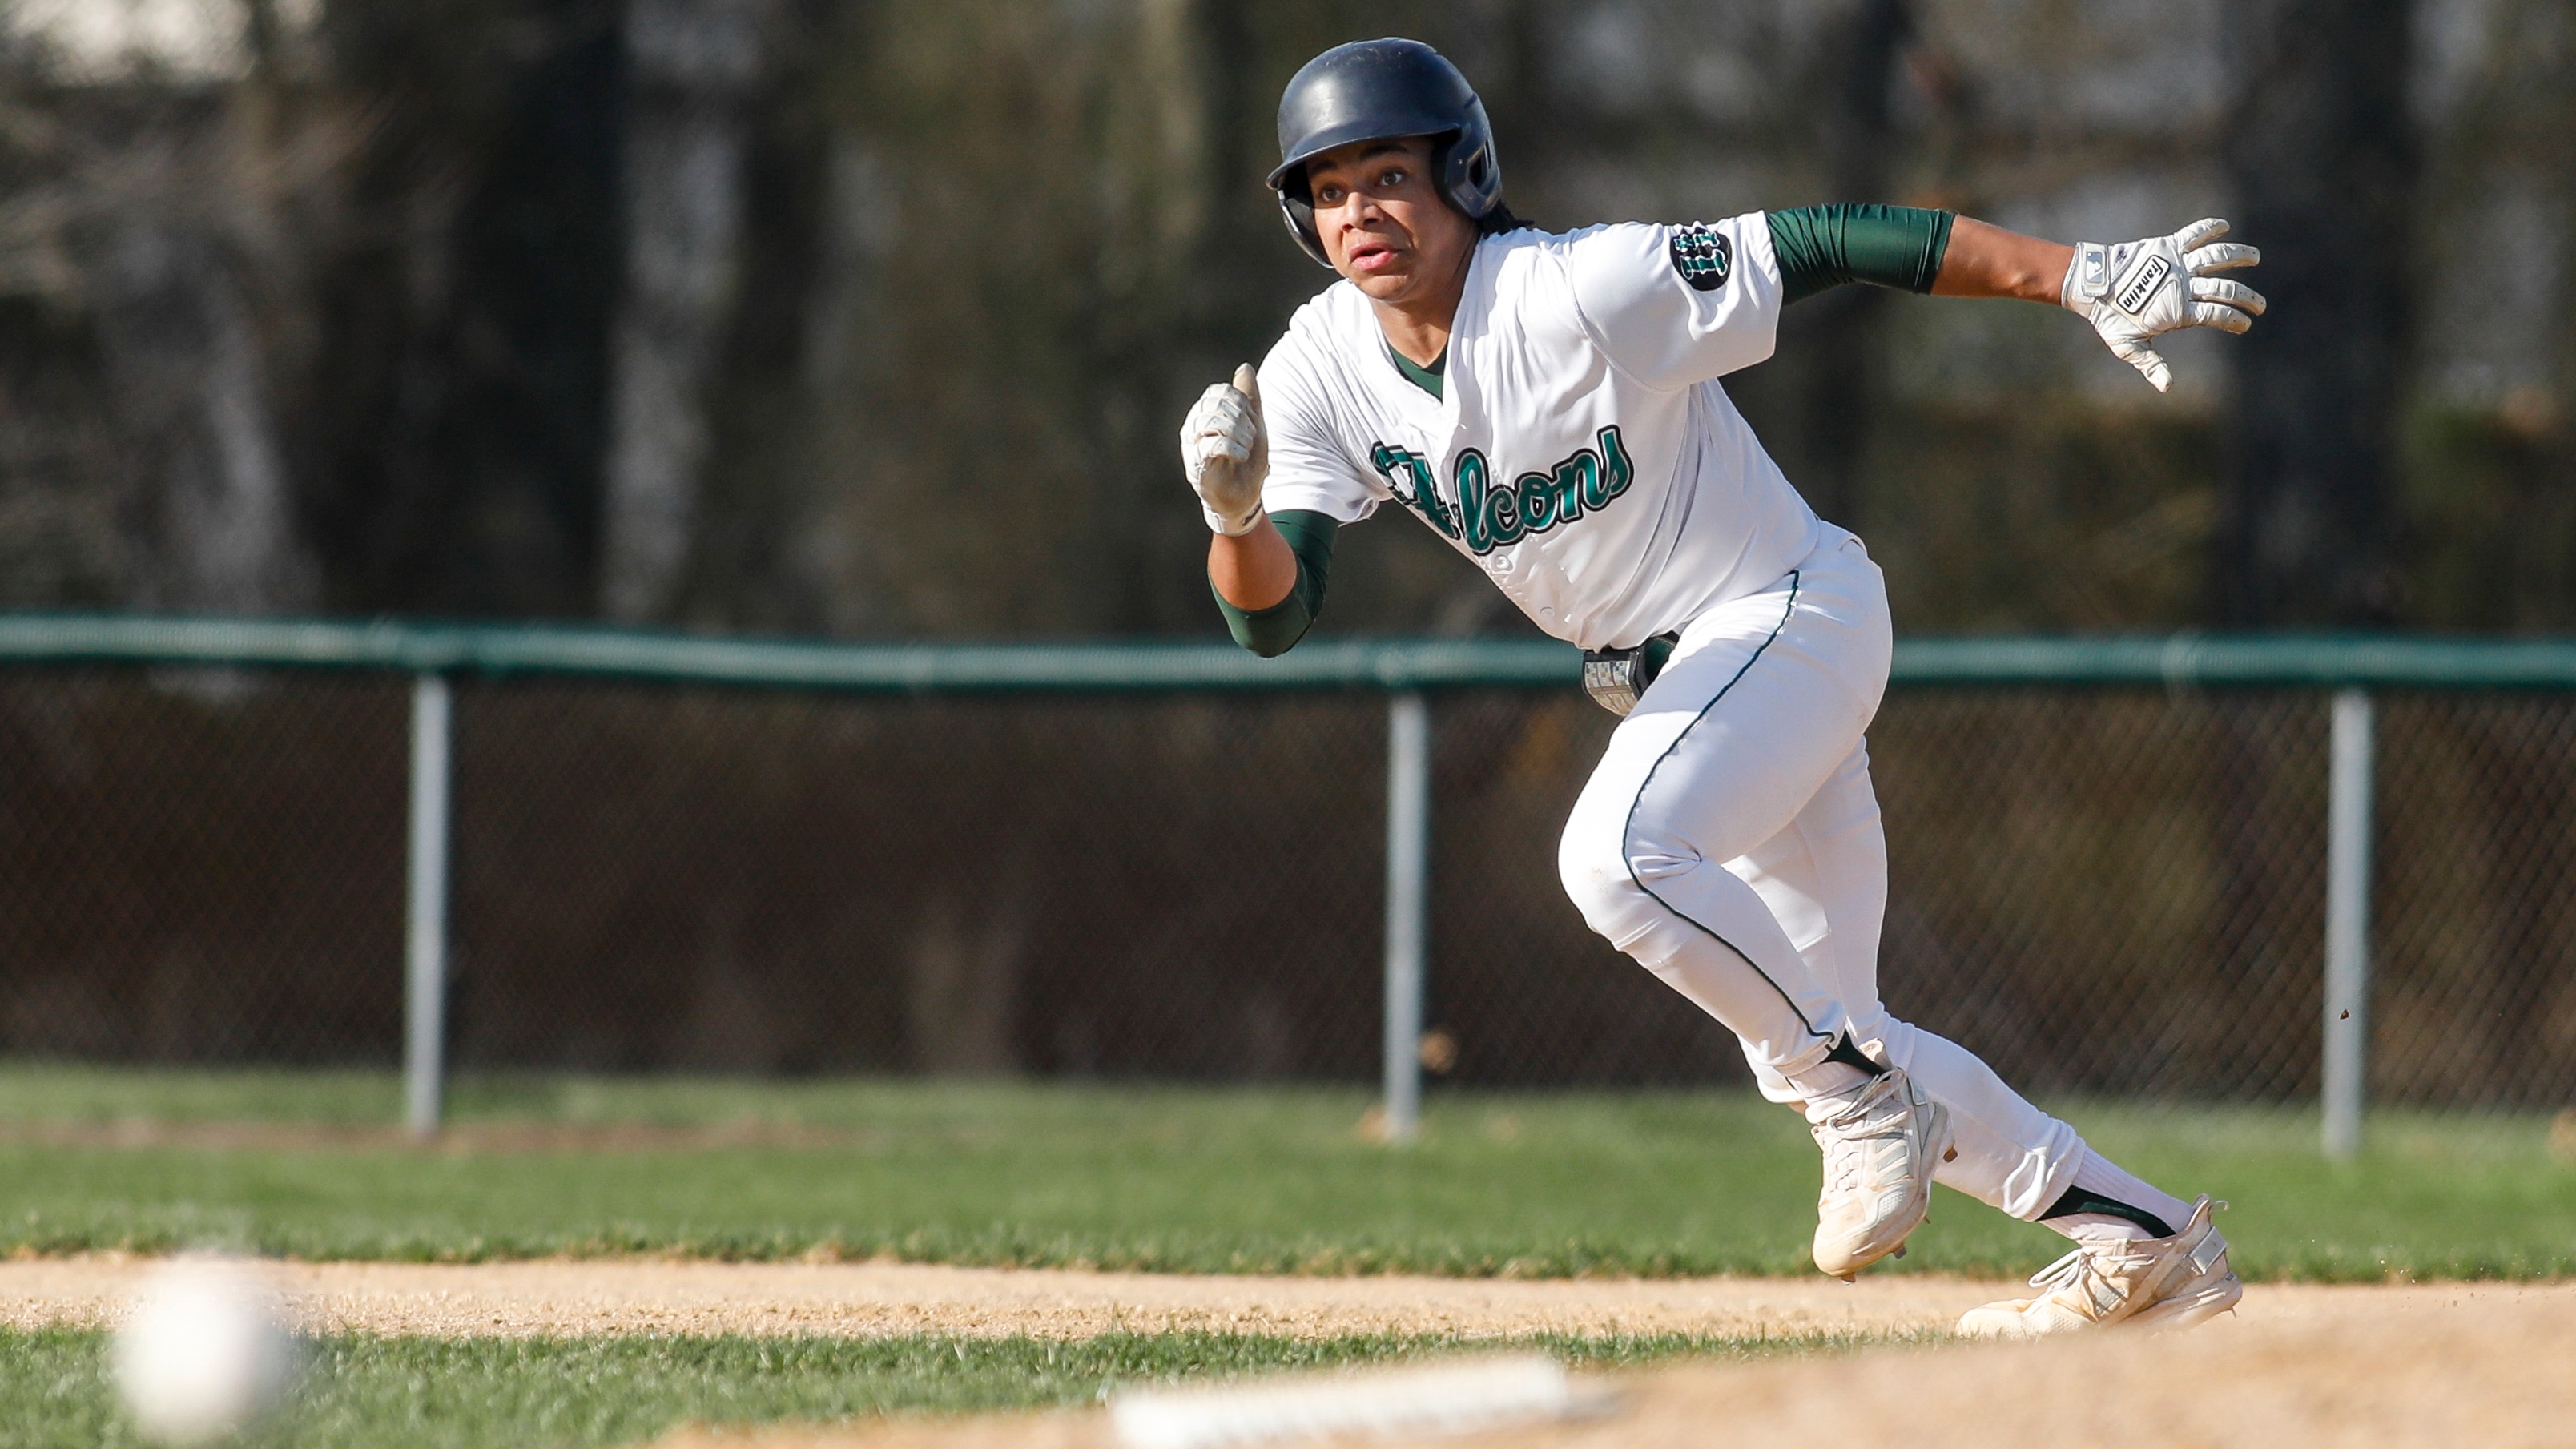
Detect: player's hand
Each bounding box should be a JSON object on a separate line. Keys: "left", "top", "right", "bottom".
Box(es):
{"left": 1181, "top": 364, "right": 1268, "bottom": 536}
{"left": 2062, "top": 219, "right": 2264, "bottom": 392}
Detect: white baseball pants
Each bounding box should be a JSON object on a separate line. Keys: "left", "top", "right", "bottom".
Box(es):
{"left": 1557, "top": 529, "right": 2087, "bottom": 1221}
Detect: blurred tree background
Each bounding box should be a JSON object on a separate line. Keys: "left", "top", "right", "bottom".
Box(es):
{"left": 1, "top": 0, "right": 2570, "bottom": 640}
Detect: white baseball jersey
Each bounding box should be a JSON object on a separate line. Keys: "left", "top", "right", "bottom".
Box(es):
{"left": 1255, "top": 213, "right": 1824, "bottom": 650}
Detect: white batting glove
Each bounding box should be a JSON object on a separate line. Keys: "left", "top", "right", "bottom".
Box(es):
{"left": 2063, "top": 219, "right": 2265, "bottom": 392}
{"left": 1180, "top": 364, "right": 1267, "bottom": 536}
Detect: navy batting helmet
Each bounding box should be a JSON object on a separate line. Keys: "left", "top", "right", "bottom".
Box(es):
{"left": 1266, "top": 38, "right": 1503, "bottom": 268}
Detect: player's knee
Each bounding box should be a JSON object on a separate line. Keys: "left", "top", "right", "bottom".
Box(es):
{"left": 1557, "top": 815, "right": 1655, "bottom": 946}
{"left": 1556, "top": 844, "right": 1628, "bottom": 930}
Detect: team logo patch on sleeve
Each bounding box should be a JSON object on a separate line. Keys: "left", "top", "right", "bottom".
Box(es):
{"left": 1668, "top": 225, "right": 1733, "bottom": 292}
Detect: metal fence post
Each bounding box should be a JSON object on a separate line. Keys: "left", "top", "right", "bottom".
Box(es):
{"left": 405, "top": 672, "right": 453, "bottom": 1137}
{"left": 1383, "top": 690, "right": 1431, "bottom": 1144}
{"left": 2323, "top": 688, "right": 2373, "bottom": 1159}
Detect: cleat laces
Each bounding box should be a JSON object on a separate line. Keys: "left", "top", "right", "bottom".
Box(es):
{"left": 2027, "top": 1243, "right": 2146, "bottom": 1299}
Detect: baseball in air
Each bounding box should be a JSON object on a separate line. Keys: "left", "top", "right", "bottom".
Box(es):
{"left": 112, "top": 1258, "right": 300, "bottom": 1446}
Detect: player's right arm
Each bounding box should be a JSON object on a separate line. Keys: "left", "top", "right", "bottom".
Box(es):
{"left": 1181, "top": 362, "right": 1346, "bottom": 658}
{"left": 1209, "top": 510, "right": 1338, "bottom": 657}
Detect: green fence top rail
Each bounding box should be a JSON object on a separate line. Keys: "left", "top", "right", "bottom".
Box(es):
{"left": 5, "top": 612, "right": 2576, "bottom": 692}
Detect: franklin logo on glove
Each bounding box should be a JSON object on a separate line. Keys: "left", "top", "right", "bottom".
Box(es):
{"left": 2114, "top": 253, "right": 2172, "bottom": 315}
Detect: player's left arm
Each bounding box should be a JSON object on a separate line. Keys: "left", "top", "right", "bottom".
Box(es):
{"left": 1938, "top": 215, "right": 2264, "bottom": 393}
{"left": 1926, "top": 217, "right": 2073, "bottom": 304}
{"left": 1767, "top": 206, "right": 2263, "bottom": 393}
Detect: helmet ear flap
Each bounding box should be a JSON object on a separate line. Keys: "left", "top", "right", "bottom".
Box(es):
{"left": 1429, "top": 98, "right": 1501, "bottom": 220}
{"left": 1449, "top": 139, "right": 1488, "bottom": 198}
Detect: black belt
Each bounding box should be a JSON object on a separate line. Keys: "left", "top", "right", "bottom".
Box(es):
{"left": 1580, "top": 633, "right": 1678, "bottom": 716}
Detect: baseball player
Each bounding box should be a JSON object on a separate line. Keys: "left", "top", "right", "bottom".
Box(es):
{"left": 1181, "top": 39, "right": 2264, "bottom": 1336}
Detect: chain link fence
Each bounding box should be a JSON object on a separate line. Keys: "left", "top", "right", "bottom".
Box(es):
{"left": 6, "top": 623, "right": 2575, "bottom": 1109}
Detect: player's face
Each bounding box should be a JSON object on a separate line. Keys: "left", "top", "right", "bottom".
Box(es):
{"left": 1303, "top": 136, "right": 1475, "bottom": 304}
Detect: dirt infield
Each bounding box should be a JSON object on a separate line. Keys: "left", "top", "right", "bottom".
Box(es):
{"left": 639, "top": 1281, "right": 2576, "bottom": 1449}
{"left": 6, "top": 1257, "right": 1998, "bottom": 1339}
{"left": 10, "top": 1260, "right": 2569, "bottom": 1445}
{"left": 4, "top": 1258, "right": 2554, "bottom": 1346}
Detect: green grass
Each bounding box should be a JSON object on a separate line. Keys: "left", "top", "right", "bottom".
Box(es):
{"left": 0, "top": 1326, "right": 1806, "bottom": 1449}
{"left": 2, "top": 1065, "right": 2572, "bottom": 1280}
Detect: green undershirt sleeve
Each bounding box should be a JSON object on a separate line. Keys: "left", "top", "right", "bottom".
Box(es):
{"left": 1765, "top": 204, "right": 1955, "bottom": 306}
{"left": 1212, "top": 509, "right": 1338, "bottom": 658}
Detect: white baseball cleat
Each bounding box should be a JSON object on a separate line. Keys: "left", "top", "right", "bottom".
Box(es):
{"left": 1954, "top": 1195, "right": 2241, "bottom": 1338}
{"left": 1809, "top": 1066, "right": 1954, "bottom": 1280}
